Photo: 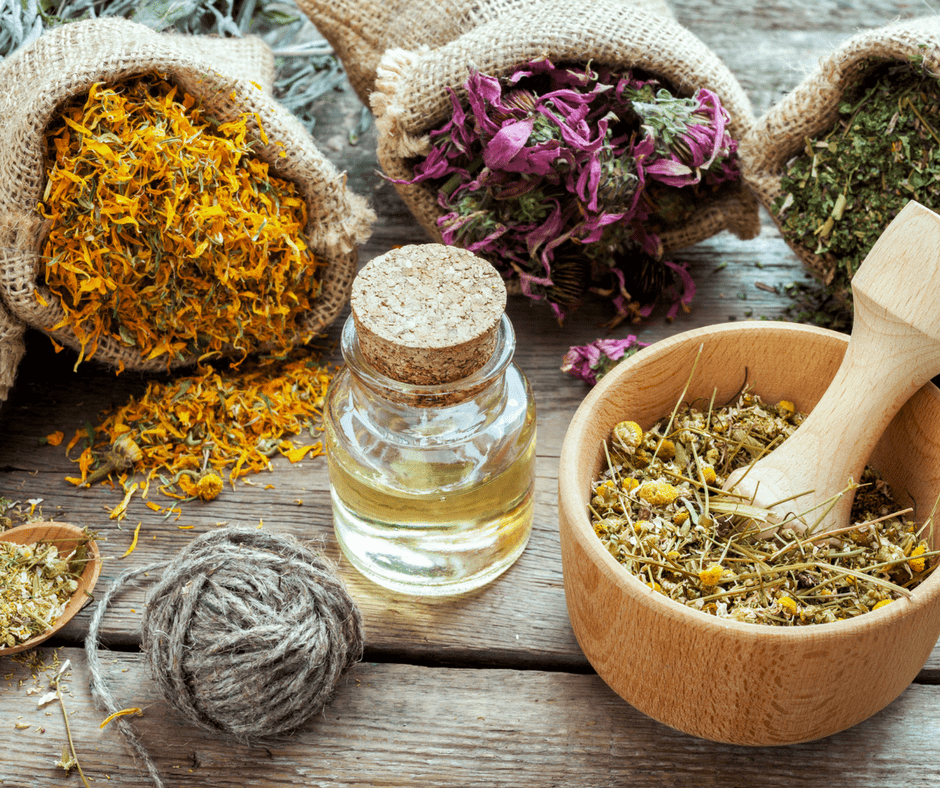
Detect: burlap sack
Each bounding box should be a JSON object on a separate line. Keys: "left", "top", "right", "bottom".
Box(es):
{"left": 0, "top": 18, "right": 375, "bottom": 404}
{"left": 296, "top": 0, "right": 676, "bottom": 107}
{"left": 368, "top": 0, "right": 760, "bottom": 257}
{"left": 741, "top": 17, "right": 940, "bottom": 294}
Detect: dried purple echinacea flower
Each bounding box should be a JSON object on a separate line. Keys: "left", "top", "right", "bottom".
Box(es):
{"left": 634, "top": 86, "right": 738, "bottom": 188}
{"left": 393, "top": 58, "right": 741, "bottom": 325}
{"left": 561, "top": 336, "right": 649, "bottom": 385}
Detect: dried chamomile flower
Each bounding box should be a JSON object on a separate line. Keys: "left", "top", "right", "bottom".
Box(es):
{"left": 637, "top": 481, "right": 680, "bottom": 506}
{"left": 611, "top": 420, "right": 644, "bottom": 459}
{"left": 1, "top": 540, "right": 86, "bottom": 647}
{"left": 589, "top": 387, "right": 938, "bottom": 626}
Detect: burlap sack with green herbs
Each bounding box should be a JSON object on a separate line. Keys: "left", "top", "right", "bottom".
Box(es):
{"left": 741, "top": 17, "right": 940, "bottom": 301}
{"left": 295, "top": 0, "right": 677, "bottom": 106}
{"left": 369, "top": 0, "right": 760, "bottom": 258}
{"left": 0, "top": 17, "right": 374, "bottom": 405}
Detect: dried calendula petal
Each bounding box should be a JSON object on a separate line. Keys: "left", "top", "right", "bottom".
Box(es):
{"left": 44, "top": 431, "right": 64, "bottom": 446}
{"left": 99, "top": 707, "right": 143, "bottom": 729}
{"left": 39, "top": 72, "right": 321, "bottom": 368}
{"left": 64, "top": 346, "right": 333, "bottom": 498}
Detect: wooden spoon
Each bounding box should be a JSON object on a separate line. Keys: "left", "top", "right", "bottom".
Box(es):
{"left": 724, "top": 200, "right": 940, "bottom": 535}
{"left": 0, "top": 522, "right": 101, "bottom": 656}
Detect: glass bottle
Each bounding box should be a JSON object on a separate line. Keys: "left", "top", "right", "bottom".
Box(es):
{"left": 324, "top": 244, "right": 536, "bottom": 596}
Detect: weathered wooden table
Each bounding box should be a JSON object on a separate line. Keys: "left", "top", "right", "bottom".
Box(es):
{"left": 2, "top": 2, "right": 938, "bottom": 786}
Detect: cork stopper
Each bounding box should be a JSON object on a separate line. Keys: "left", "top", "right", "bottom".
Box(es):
{"left": 350, "top": 244, "right": 507, "bottom": 385}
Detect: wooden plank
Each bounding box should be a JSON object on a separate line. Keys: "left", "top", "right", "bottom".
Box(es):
{"left": 1, "top": 646, "right": 939, "bottom": 788}
{"left": 670, "top": 0, "right": 925, "bottom": 118}
{"left": 2, "top": 0, "right": 938, "bottom": 710}
{"left": 671, "top": 0, "right": 922, "bottom": 32}
{"left": 0, "top": 191, "right": 937, "bottom": 678}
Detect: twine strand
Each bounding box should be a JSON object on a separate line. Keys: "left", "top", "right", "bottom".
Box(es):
{"left": 85, "top": 528, "right": 364, "bottom": 787}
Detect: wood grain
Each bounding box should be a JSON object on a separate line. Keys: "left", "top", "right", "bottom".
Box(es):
{"left": 558, "top": 323, "right": 940, "bottom": 744}
{"left": 1, "top": 647, "right": 939, "bottom": 788}
{"left": 1, "top": 1, "right": 938, "bottom": 784}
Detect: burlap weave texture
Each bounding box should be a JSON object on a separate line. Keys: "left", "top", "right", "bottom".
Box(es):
{"left": 0, "top": 18, "right": 374, "bottom": 405}
{"left": 368, "top": 0, "right": 760, "bottom": 258}
{"left": 296, "top": 0, "right": 675, "bottom": 106}
{"left": 741, "top": 16, "right": 940, "bottom": 290}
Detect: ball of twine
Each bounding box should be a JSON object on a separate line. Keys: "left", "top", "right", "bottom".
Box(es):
{"left": 142, "top": 527, "right": 363, "bottom": 740}
{"left": 86, "top": 527, "right": 364, "bottom": 788}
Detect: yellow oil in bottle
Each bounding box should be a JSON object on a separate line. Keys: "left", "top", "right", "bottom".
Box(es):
{"left": 325, "top": 245, "right": 537, "bottom": 596}
{"left": 327, "top": 425, "right": 535, "bottom": 596}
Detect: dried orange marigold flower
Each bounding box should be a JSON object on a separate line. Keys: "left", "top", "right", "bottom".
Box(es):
{"left": 39, "top": 72, "right": 322, "bottom": 367}
{"left": 180, "top": 471, "right": 225, "bottom": 502}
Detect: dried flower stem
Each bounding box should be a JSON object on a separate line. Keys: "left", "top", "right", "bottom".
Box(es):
{"left": 589, "top": 386, "right": 936, "bottom": 625}
{"left": 52, "top": 662, "right": 91, "bottom": 788}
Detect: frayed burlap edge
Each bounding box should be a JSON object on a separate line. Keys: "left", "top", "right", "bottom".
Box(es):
{"left": 740, "top": 16, "right": 940, "bottom": 289}
{"left": 296, "top": 0, "right": 675, "bottom": 107}
{"left": 0, "top": 302, "right": 24, "bottom": 406}
{"left": 370, "top": 0, "right": 760, "bottom": 258}
{"left": 0, "top": 18, "right": 374, "bottom": 389}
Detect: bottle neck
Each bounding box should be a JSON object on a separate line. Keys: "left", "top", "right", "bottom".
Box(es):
{"left": 340, "top": 312, "right": 516, "bottom": 407}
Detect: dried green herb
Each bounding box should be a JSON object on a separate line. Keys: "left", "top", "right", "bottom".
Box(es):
{"left": 781, "top": 278, "right": 854, "bottom": 333}
{"left": 590, "top": 390, "right": 937, "bottom": 626}
{"left": 2, "top": 0, "right": 343, "bottom": 134}
{"left": 775, "top": 58, "right": 940, "bottom": 301}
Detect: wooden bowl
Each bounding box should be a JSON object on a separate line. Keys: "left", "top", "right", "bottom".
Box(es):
{"left": 558, "top": 321, "right": 940, "bottom": 745}
{"left": 0, "top": 522, "right": 101, "bottom": 656}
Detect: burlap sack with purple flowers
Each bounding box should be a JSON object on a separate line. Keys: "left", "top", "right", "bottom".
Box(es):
{"left": 741, "top": 17, "right": 940, "bottom": 295}
{"left": 296, "top": 0, "right": 678, "bottom": 107}
{"left": 369, "top": 0, "right": 759, "bottom": 264}
{"left": 0, "top": 17, "right": 374, "bottom": 406}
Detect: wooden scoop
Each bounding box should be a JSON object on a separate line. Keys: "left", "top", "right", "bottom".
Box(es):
{"left": 724, "top": 200, "right": 940, "bottom": 535}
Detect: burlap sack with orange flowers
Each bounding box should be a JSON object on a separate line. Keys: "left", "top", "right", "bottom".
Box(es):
{"left": 367, "top": 0, "right": 759, "bottom": 258}
{"left": 741, "top": 17, "right": 940, "bottom": 296}
{"left": 0, "top": 17, "right": 374, "bottom": 405}
{"left": 296, "top": 0, "right": 677, "bottom": 106}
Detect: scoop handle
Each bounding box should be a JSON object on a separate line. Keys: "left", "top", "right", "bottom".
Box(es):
{"left": 725, "top": 201, "right": 940, "bottom": 532}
